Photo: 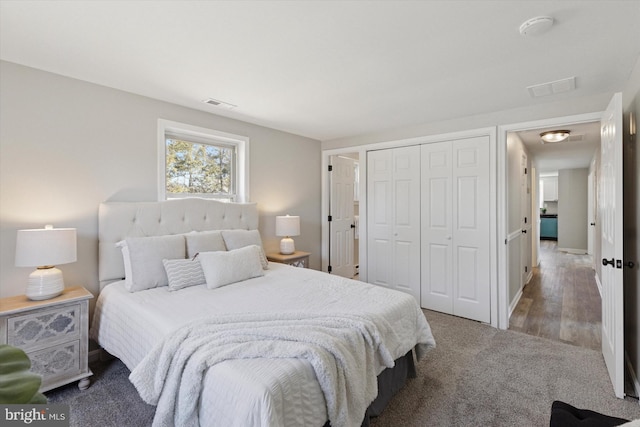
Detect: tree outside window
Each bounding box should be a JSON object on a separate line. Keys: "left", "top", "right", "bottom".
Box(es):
{"left": 165, "top": 138, "right": 236, "bottom": 201}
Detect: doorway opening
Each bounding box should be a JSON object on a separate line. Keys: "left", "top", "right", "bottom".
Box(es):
{"left": 505, "top": 119, "right": 602, "bottom": 351}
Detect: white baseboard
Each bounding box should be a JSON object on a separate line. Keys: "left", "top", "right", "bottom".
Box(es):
{"left": 595, "top": 273, "right": 602, "bottom": 298}
{"left": 509, "top": 288, "right": 524, "bottom": 319}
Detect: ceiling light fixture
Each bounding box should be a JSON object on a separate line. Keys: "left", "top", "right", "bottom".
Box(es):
{"left": 519, "top": 16, "right": 554, "bottom": 36}
{"left": 540, "top": 130, "right": 570, "bottom": 144}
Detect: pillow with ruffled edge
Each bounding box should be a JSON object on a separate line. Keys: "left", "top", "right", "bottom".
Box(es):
{"left": 199, "top": 245, "right": 264, "bottom": 289}
{"left": 221, "top": 229, "right": 268, "bottom": 269}
{"left": 116, "top": 234, "right": 185, "bottom": 292}
{"left": 162, "top": 258, "right": 206, "bottom": 291}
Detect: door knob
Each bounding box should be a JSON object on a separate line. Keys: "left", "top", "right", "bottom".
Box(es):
{"left": 350, "top": 224, "right": 355, "bottom": 228}
{"left": 590, "top": 222, "right": 596, "bottom": 226}
{"left": 602, "top": 258, "right": 615, "bottom": 267}
{"left": 625, "top": 261, "right": 636, "bottom": 269}
{"left": 522, "top": 229, "right": 527, "bottom": 234}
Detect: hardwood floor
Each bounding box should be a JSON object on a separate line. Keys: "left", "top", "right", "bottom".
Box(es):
{"left": 509, "top": 240, "right": 601, "bottom": 351}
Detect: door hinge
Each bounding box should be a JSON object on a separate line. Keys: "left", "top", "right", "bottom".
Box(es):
{"left": 525, "top": 167, "right": 528, "bottom": 174}
{"left": 328, "top": 215, "right": 332, "bottom": 222}
{"left": 328, "top": 265, "right": 332, "bottom": 273}
{"left": 525, "top": 266, "right": 528, "bottom": 273}
{"left": 328, "top": 165, "right": 333, "bottom": 172}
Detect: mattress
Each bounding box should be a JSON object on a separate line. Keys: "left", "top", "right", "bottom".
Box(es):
{"left": 91, "top": 262, "right": 435, "bottom": 426}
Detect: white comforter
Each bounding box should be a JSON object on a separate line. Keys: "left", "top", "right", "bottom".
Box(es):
{"left": 91, "top": 263, "right": 435, "bottom": 427}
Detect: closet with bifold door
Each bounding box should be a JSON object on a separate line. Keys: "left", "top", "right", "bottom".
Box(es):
{"left": 367, "top": 135, "right": 491, "bottom": 323}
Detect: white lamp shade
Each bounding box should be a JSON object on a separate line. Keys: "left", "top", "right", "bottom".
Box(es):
{"left": 15, "top": 227, "right": 77, "bottom": 300}
{"left": 15, "top": 227, "right": 77, "bottom": 267}
{"left": 275, "top": 216, "right": 300, "bottom": 237}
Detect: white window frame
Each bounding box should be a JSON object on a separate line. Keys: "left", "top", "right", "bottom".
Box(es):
{"left": 157, "top": 119, "right": 250, "bottom": 202}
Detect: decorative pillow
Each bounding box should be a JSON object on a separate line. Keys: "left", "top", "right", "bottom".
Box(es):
{"left": 221, "top": 229, "right": 268, "bottom": 269}
{"left": 162, "top": 258, "right": 206, "bottom": 291}
{"left": 199, "top": 245, "right": 264, "bottom": 289}
{"left": 184, "top": 230, "right": 226, "bottom": 258}
{"left": 116, "top": 235, "right": 186, "bottom": 292}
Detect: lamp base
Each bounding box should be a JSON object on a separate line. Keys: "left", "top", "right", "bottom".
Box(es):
{"left": 279, "top": 237, "right": 295, "bottom": 255}
{"left": 26, "top": 267, "right": 64, "bottom": 301}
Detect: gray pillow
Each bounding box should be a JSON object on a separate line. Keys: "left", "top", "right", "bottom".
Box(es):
{"left": 221, "top": 229, "right": 268, "bottom": 269}
{"left": 117, "top": 235, "right": 186, "bottom": 292}
{"left": 199, "top": 245, "right": 264, "bottom": 289}
{"left": 185, "top": 231, "right": 226, "bottom": 258}
{"left": 163, "top": 258, "right": 206, "bottom": 291}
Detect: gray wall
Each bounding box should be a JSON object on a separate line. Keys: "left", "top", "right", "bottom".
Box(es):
{"left": 557, "top": 168, "right": 589, "bottom": 252}
{"left": 0, "top": 61, "right": 322, "bottom": 307}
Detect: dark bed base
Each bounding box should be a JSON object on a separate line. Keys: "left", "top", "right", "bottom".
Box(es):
{"left": 324, "top": 350, "right": 416, "bottom": 427}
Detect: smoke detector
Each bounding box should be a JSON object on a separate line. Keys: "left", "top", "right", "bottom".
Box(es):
{"left": 519, "top": 16, "right": 554, "bottom": 36}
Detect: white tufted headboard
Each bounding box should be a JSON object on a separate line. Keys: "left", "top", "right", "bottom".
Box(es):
{"left": 98, "top": 198, "right": 258, "bottom": 289}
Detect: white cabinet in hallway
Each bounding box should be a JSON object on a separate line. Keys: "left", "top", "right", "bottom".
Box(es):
{"left": 366, "top": 146, "right": 421, "bottom": 301}
{"left": 420, "top": 136, "right": 491, "bottom": 322}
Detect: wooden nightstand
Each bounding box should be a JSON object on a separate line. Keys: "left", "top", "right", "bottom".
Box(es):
{"left": 0, "top": 286, "right": 93, "bottom": 392}
{"left": 267, "top": 251, "right": 310, "bottom": 268}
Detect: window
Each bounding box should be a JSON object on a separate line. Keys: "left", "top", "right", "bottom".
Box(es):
{"left": 158, "top": 120, "right": 249, "bottom": 202}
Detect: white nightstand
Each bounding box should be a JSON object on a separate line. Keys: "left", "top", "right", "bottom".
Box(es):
{"left": 266, "top": 251, "right": 311, "bottom": 268}
{"left": 0, "top": 286, "right": 93, "bottom": 392}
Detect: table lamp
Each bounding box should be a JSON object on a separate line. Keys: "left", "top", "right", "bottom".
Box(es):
{"left": 275, "top": 215, "right": 300, "bottom": 255}
{"left": 15, "top": 225, "right": 77, "bottom": 300}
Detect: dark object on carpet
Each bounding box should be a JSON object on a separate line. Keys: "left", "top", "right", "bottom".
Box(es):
{"left": 550, "top": 400, "right": 629, "bottom": 427}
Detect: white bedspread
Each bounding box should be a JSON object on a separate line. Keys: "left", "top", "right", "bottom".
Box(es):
{"left": 131, "top": 312, "right": 397, "bottom": 427}
{"left": 91, "top": 263, "right": 435, "bottom": 427}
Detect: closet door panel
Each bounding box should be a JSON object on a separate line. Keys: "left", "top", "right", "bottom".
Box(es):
{"left": 392, "top": 146, "right": 421, "bottom": 301}
{"left": 367, "top": 150, "right": 393, "bottom": 289}
{"left": 367, "top": 146, "right": 420, "bottom": 302}
{"left": 452, "top": 136, "right": 491, "bottom": 323}
{"left": 421, "top": 142, "right": 453, "bottom": 311}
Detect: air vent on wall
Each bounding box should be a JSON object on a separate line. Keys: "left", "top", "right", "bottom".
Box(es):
{"left": 202, "top": 98, "right": 237, "bottom": 109}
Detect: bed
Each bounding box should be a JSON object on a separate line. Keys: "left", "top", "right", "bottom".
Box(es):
{"left": 90, "top": 198, "right": 435, "bottom": 427}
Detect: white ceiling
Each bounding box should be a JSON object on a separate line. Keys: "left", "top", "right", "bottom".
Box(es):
{"left": 1, "top": 1, "right": 639, "bottom": 147}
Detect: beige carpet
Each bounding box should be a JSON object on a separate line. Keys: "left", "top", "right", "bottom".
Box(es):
{"left": 371, "top": 310, "right": 640, "bottom": 426}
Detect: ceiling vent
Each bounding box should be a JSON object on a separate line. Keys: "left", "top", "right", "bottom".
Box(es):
{"left": 527, "top": 77, "right": 576, "bottom": 98}
{"left": 202, "top": 98, "right": 237, "bottom": 109}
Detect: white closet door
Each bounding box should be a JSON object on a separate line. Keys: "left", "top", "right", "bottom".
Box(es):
{"left": 420, "top": 141, "right": 453, "bottom": 312}
{"left": 367, "top": 146, "right": 421, "bottom": 302}
{"left": 421, "top": 136, "right": 491, "bottom": 322}
{"left": 452, "top": 136, "right": 491, "bottom": 323}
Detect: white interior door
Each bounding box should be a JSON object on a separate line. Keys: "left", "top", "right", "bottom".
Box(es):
{"left": 329, "top": 155, "right": 355, "bottom": 278}
{"left": 421, "top": 141, "right": 453, "bottom": 312}
{"left": 588, "top": 170, "right": 595, "bottom": 258}
{"left": 367, "top": 146, "right": 421, "bottom": 302}
{"left": 520, "top": 152, "right": 531, "bottom": 286}
{"left": 451, "top": 137, "right": 491, "bottom": 322}
{"left": 600, "top": 92, "right": 624, "bottom": 398}
{"left": 420, "top": 137, "right": 491, "bottom": 322}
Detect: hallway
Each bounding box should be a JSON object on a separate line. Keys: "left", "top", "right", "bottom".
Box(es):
{"left": 509, "top": 240, "right": 601, "bottom": 351}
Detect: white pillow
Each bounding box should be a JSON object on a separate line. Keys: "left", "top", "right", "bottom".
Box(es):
{"left": 162, "top": 258, "right": 206, "bottom": 291}
{"left": 185, "top": 231, "right": 226, "bottom": 258}
{"left": 116, "top": 235, "right": 186, "bottom": 292}
{"left": 199, "top": 245, "right": 264, "bottom": 289}
{"left": 221, "top": 229, "right": 268, "bottom": 269}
